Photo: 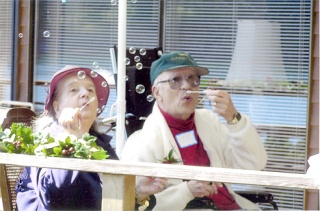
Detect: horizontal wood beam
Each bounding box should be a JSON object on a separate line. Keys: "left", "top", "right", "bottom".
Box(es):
{"left": 0, "top": 153, "right": 318, "bottom": 190}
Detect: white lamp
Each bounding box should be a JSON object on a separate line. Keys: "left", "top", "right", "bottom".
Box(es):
{"left": 226, "top": 20, "right": 287, "bottom": 85}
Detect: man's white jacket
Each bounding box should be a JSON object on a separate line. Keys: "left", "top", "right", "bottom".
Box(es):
{"left": 122, "top": 103, "right": 268, "bottom": 210}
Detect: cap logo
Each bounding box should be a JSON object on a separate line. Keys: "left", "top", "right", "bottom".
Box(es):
{"left": 150, "top": 51, "right": 209, "bottom": 85}
{"left": 171, "top": 54, "right": 194, "bottom": 63}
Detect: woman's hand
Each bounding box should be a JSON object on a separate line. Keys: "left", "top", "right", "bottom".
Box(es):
{"left": 58, "top": 107, "right": 83, "bottom": 138}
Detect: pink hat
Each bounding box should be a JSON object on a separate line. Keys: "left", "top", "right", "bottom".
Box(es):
{"left": 44, "top": 65, "right": 110, "bottom": 116}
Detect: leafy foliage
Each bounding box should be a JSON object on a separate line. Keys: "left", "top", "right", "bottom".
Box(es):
{"left": 161, "top": 149, "right": 181, "bottom": 164}
{"left": 0, "top": 123, "right": 109, "bottom": 160}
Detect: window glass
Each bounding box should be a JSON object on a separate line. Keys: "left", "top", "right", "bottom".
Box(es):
{"left": 34, "top": 0, "right": 312, "bottom": 209}
{"left": 33, "top": 0, "right": 160, "bottom": 135}
{"left": 164, "top": 0, "right": 311, "bottom": 209}
{"left": 0, "top": 0, "right": 13, "bottom": 101}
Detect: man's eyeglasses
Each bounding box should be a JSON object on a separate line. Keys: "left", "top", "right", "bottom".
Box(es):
{"left": 156, "top": 74, "right": 200, "bottom": 89}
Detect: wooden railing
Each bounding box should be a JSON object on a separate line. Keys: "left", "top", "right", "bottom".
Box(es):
{"left": 0, "top": 152, "right": 319, "bottom": 210}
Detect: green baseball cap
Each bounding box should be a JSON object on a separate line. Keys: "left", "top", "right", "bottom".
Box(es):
{"left": 150, "top": 51, "right": 209, "bottom": 84}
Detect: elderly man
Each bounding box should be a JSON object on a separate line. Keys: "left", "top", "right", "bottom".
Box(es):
{"left": 122, "top": 51, "right": 267, "bottom": 210}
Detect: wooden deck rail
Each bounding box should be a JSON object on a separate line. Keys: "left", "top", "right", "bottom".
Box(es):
{"left": 0, "top": 152, "right": 319, "bottom": 210}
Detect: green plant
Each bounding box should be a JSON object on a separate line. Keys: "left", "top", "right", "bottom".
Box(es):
{"left": 161, "top": 149, "right": 181, "bottom": 164}
{"left": 0, "top": 123, "right": 109, "bottom": 160}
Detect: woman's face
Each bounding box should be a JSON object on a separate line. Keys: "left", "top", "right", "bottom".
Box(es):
{"left": 52, "top": 73, "right": 99, "bottom": 123}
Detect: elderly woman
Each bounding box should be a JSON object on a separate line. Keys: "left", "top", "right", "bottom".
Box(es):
{"left": 16, "top": 66, "right": 118, "bottom": 211}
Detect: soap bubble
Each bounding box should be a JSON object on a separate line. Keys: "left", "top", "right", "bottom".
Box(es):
{"left": 125, "top": 75, "right": 129, "bottom": 81}
{"left": 157, "top": 50, "right": 163, "bottom": 56}
{"left": 139, "top": 48, "right": 146, "bottom": 55}
{"left": 18, "top": 33, "right": 23, "bottom": 38}
{"left": 129, "top": 47, "right": 136, "bottom": 54}
{"left": 43, "top": 31, "right": 50, "bottom": 38}
{"left": 111, "top": 0, "right": 117, "bottom": 5}
{"left": 101, "top": 81, "right": 108, "bottom": 87}
{"left": 44, "top": 82, "right": 50, "bottom": 93}
{"left": 90, "top": 71, "right": 98, "bottom": 78}
{"left": 92, "top": 62, "right": 99, "bottom": 69}
{"left": 96, "top": 108, "right": 101, "bottom": 114}
{"left": 131, "top": 0, "right": 137, "bottom": 3}
{"left": 77, "top": 70, "right": 86, "bottom": 79}
{"left": 125, "top": 58, "right": 131, "bottom": 65}
{"left": 134, "top": 56, "right": 140, "bottom": 62}
{"left": 135, "top": 84, "right": 145, "bottom": 94}
{"left": 147, "top": 95, "right": 154, "bottom": 102}
{"left": 136, "top": 62, "right": 143, "bottom": 70}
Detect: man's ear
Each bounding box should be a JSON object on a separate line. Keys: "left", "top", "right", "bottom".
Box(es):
{"left": 152, "top": 85, "right": 162, "bottom": 102}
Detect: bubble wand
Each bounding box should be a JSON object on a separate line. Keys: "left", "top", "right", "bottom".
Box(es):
{"left": 80, "top": 97, "right": 95, "bottom": 111}
{"left": 186, "top": 90, "right": 208, "bottom": 94}
{"left": 79, "top": 97, "right": 95, "bottom": 129}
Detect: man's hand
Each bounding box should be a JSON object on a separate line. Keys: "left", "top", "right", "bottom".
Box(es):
{"left": 187, "top": 180, "right": 223, "bottom": 198}
{"left": 206, "top": 89, "right": 237, "bottom": 122}
{"left": 136, "top": 176, "right": 168, "bottom": 200}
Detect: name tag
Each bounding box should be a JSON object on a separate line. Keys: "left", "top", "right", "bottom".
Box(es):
{"left": 176, "top": 130, "right": 197, "bottom": 148}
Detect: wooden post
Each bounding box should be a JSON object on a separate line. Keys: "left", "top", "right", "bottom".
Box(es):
{"left": 0, "top": 164, "right": 11, "bottom": 211}
{"left": 102, "top": 174, "right": 135, "bottom": 211}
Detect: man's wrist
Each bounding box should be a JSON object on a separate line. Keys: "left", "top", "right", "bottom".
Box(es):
{"left": 136, "top": 192, "right": 150, "bottom": 205}
{"left": 227, "top": 112, "right": 241, "bottom": 125}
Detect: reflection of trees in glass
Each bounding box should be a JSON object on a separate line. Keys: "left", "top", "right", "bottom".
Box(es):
{"left": 264, "top": 135, "right": 306, "bottom": 173}
{"left": 165, "top": 0, "right": 311, "bottom": 83}
{"left": 199, "top": 77, "right": 308, "bottom": 96}
{"left": 36, "top": 0, "right": 159, "bottom": 76}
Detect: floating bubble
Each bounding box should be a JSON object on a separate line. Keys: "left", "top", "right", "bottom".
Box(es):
{"left": 131, "top": 0, "right": 137, "bottom": 3}
{"left": 101, "top": 81, "right": 108, "bottom": 87}
{"left": 111, "top": 0, "right": 117, "bottom": 5}
{"left": 135, "top": 84, "right": 145, "bottom": 94}
{"left": 92, "top": 62, "right": 99, "bottom": 69}
{"left": 125, "top": 58, "right": 131, "bottom": 65}
{"left": 147, "top": 95, "right": 154, "bottom": 102}
{"left": 106, "top": 69, "right": 113, "bottom": 77}
{"left": 101, "top": 105, "right": 105, "bottom": 111}
{"left": 43, "top": 31, "right": 50, "bottom": 38}
{"left": 44, "top": 82, "right": 50, "bottom": 93}
{"left": 96, "top": 108, "right": 101, "bottom": 114}
{"left": 134, "top": 56, "right": 140, "bottom": 62}
{"left": 136, "top": 62, "right": 143, "bottom": 70}
{"left": 90, "top": 71, "right": 98, "bottom": 78}
{"left": 125, "top": 75, "right": 129, "bottom": 81}
{"left": 18, "top": 33, "right": 23, "bottom": 38}
{"left": 157, "top": 50, "right": 163, "bottom": 56}
{"left": 129, "top": 47, "right": 136, "bottom": 54}
{"left": 77, "top": 70, "right": 86, "bottom": 79}
{"left": 139, "top": 48, "right": 146, "bottom": 55}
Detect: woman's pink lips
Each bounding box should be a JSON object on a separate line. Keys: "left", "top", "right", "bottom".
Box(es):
{"left": 80, "top": 97, "right": 95, "bottom": 111}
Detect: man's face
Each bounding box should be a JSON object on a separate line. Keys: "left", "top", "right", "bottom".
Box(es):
{"left": 152, "top": 67, "right": 200, "bottom": 120}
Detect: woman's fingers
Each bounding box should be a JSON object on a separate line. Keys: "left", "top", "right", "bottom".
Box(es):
{"left": 59, "top": 108, "right": 82, "bottom": 133}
